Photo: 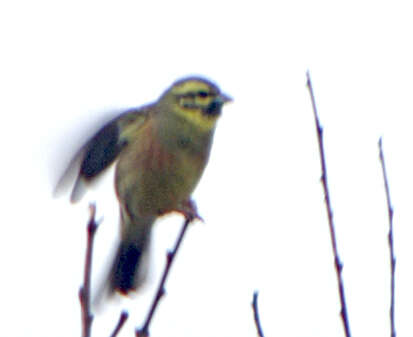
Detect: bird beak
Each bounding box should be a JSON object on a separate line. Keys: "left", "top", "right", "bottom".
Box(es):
{"left": 218, "top": 92, "right": 233, "bottom": 104}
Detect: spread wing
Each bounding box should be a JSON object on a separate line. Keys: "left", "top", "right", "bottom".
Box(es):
{"left": 54, "top": 107, "right": 150, "bottom": 202}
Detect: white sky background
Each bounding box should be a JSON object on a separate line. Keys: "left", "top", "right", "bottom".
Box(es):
{"left": 1, "top": 0, "right": 413, "bottom": 336}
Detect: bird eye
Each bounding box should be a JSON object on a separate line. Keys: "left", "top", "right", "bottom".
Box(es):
{"left": 198, "top": 91, "right": 209, "bottom": 98}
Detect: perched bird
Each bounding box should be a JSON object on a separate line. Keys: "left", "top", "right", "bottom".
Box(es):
{"left": 58, "top": 76, "right": 231, "bottom": 295}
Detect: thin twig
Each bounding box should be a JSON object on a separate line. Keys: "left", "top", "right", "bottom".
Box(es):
{"left": 79, "top": 204, "right": 99, "bottom": 337}
{"left": 109, "top": 311, "right": 129, "bottom": 337}
{"left": 252, "top": 291, "right": 265, "bottom": 337}
{"left": 378, "top": 138, "right": 396, "bottom": 337}
{"left": 306, "top": 72, "right": 352, "bottom": 337}
{"left": 136, "top": 217, "right": 193, "bottom": 337}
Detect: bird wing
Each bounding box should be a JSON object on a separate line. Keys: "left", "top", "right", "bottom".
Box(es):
{"left": 54, "top": 107, "right": 150, "bottom": 202}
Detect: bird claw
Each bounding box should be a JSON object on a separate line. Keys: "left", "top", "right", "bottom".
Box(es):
{"left": 179, "top": 199, "right": 204, "bottom": 222}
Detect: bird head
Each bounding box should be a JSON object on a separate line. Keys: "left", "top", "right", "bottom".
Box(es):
{"left": 159, "top": 76, "right": 232, "bottom": 131}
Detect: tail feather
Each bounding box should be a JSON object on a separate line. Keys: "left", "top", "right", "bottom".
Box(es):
{"left": 92, "top": 215, "right": 154, "bottom": 309}
{"left": 110, "top": 241, "right": 145, "bottom": 294}
{"left": 107, "top": 213, "right": 155, "bottom": 296}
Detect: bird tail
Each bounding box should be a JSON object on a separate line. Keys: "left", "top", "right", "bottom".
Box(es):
{"left": 109, "top": 214, "right": 155, "bottom": 295}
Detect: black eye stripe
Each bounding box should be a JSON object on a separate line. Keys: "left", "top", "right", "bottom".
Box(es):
{"left": 180, "top": 91, "right": 213, "bottom": 99}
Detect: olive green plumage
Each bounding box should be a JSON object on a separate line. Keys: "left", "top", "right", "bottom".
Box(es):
{"left": 61, "top": 76, "right": 231, "bottom": 295}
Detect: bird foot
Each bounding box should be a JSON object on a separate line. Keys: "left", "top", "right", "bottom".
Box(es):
{"left": 178, "top": 199, "right": 204, "bottom": 222}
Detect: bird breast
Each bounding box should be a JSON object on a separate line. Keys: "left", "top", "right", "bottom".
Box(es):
{"left": 115, "top": 122, "right": 209, "bottom": 217}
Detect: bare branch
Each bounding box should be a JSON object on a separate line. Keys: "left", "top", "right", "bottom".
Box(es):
{"left": 109, "top": 311, "right": 129, "bottom": 337}
{"left": 79, "top": 204, "right": 99, "bottom": 337}
{"left": 136, "top": 217, "right": 193, "bottom": 337}
{"left": 306, "top": 72, "right": 352, "bottom": 337}
{"left": 252, "top": 291, "right": 265, "bottom": 337}
{"left": 378, "top": 138, "right": 397, "bottom": 337}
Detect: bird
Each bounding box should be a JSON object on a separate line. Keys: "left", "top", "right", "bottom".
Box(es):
{"left": 57, "top": 76, "right": 232, "bottom": 296}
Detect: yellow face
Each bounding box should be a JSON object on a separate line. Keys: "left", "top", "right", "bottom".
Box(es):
{"left": 163, "top": 77, "right": 232, "bottom": 131}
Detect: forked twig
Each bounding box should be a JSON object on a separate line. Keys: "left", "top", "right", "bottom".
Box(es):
{"left": 306, "top": 72, "right": 352, "bottom": 337}
{"left": 378, "top": 138, "right": 396, "bottom": 337}
{"left": 136, "top": 218, "right": 193, "bottom": 337}
{"left": 79, "top": 204, "right": 99, "bottom": 337}
{"left": 252, "top": 291, "right": 265, "bottom": 337}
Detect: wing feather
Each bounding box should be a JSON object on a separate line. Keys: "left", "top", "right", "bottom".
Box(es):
{"left": 54, "top": 107, "right": 150, "bottom": 202}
